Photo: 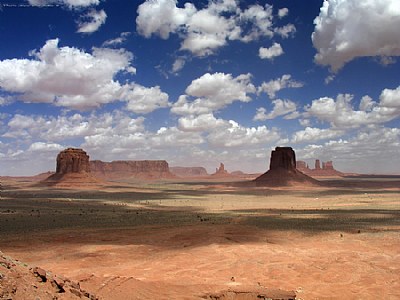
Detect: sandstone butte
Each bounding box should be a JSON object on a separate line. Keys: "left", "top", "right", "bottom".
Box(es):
{"left": 44, "top": 148, "right": 100, "bottom": 186}
{"left": 254, "top": 147, "right": 318, "bottom": 186}
{"left": 43, "top": 148, "right": 177, "bottom": 183}
{"left": 211, "top": 162, "right": 234, "bottom": 178}
{"left": 297, "top": 159, "right": 344, "bottom": 177}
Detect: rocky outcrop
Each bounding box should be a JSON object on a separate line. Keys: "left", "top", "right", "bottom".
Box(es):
{"left": 322, "top": 161, "right": 334, "bottom": 170}
{"left": 297, "top": 159, "right": 343, "bottom": 177}
{"left": 0, "top": 251, "right": 97, "bottom": 299}
{"left": 90, "top": 160, "right": 175, "bottom": 180}
{"left": 296, "top": 161, "right": 308, "bottom": 170}
{"left": 215, "top": 163, "right": 228, "bottom": 174}
{"left": 269, "top": 147, "right": 296, "bottom": 171}
{"left": 254, "top": 147, "right": 318, "bottom": 186}
{"left": 170, "top": 167, "right": 208, "bottom": 178}
{"left": 211, "top": 162, "right": 232, "bottom": 178}
{"left": 55, "top": 148, "right": 90, "bottom": 174}
{"left": 315, "top": 159, "right": 321, "bottom": 170}
{"left": 44, "top": 148, "right": 100, "bottom": 186}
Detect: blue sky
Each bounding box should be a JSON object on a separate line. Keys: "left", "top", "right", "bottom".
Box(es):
{"left": 0, "top": 0, "right": 399, "bottom": 175}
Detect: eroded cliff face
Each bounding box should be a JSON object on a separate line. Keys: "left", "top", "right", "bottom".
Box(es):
{"left": 255, "top": 147, "right": 318, "bottom": 187}
{"left": 296, "top": 160, "right": 343, "bottom": 177}
{"left": 44, "top": 148, "right": 99, "bottom": 186}
{"left": 90, "top": 160, "right": 175, "bottom": 180}
{"left": 170, "top": 167, "right": 208, "bottom": 178}
{"left": 269, "top": 147, "right": 296, "bottom": 171}
{"left": 56, "top": 148, "right": 90, "bottom": 174}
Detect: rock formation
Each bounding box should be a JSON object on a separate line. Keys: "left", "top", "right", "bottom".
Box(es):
{"left": 44, "top": 148, "right": 100, "bottom": 186}
{"left": 55, "top": 148, "right": 90, "bottom": 174}
{"left": 170, "top": 167, "right": 208, "bottom": 178}
{"left": 315, "top": 159, "right": 321, "bottom": 170}
{"left": 254, "top": 147, "right": 318, "bottom": 186}
{"left": 216, "top": 163, "right": 227, "bottom": 174}
{"left": 0, "top": 251, "right": 97, "bottom": 299}
{"left": 90, "top": 160, "right": 175, "bottom": 180}
{"left": 296, "top": 161, "right": 308, "bottom": 170}
{"left": 296, "top": 159, "right": 343, "bottom": 177}
{"left": 211, "top": 162, "right": 231, "bottom": 177}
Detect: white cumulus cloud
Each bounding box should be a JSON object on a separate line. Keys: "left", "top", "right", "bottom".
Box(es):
{"left": 171, "top": 72, "right": 255, "bottom": 115}
{"left": 136, "top": 0, "right": 295, "bottom": 56}
{"left": 28, "top": 0, "right": 100, "bottom": 8}
{"left": 254, "top": 99, "right": 298, "bottom": 121}
{"left": 291, "top": 127, "right": 345, "bottom": 143}
{"left": 312, "top": 0, "right": 400, "bottom": 71}
{"left": 305, "top": 88, "right": 400, "bottom": 129}
{"left": 259, "top": 42, "right": 284, "bottom": 60}
{"left": 0, "top": 39, "right": 169, "bottom": 113}
{"left": 258, "top": 74, "right": 303, "bottom": 99}
{"left": 207, "top": 120, "right": 280, "bottom": 148}
{"left": 77, "top": 9, "right": 107, "bottom": 34}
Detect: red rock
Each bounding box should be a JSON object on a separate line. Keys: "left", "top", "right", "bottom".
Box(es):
{"left": 56, "top": 148, "right": 90, "bottom": 174}
{"left": 214, "top": 163, "right": 228, "bottom": 175}
{"left": 170, "top": 167, "right": 208, "bottom": 178}
{"left": 296, "top": 159, "right": 343, "bottom": 177}
{"left": 44, "top": 148, "right": 100, "bottom": 186}
{"left": 315, "top": 159, "right": 321, "bottom": 170}
{"left": 323, "top": 161, "right": 334, "bottom": 170}
{"left": 33, "top": 267, "right": 47, "bottom": 282}
{"left": 269, "top": 147, "right": 296, "bottom": 171}
{"left": 90, "top": 160, "right": 175, "bottom": 180}
{"left": 255, "top": 147, "right": 318, "bottom": 186}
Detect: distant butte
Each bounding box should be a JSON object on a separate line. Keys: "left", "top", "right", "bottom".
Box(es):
{"left": 170, "top": 166, "right": 208, "bottom": 178}
{"left": 254, "top": 147, "right": 319, "bottom": 186}
{"left": 44, "top": 148, "right": 100, "bottom": 186}
{"left": 90, "top": 160, "right": 176, "bottom": 180}
{"left": 211, "top": 162, "right": 232, "bottom": 178}
{"left": 297, "top": 159, "right": 343, "bottom": 177}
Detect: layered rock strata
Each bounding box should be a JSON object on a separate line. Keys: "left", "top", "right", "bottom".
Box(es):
{"left": 44, "top": 148, "right": 99, "bottom": 186}
{"left": 297, "top": 159, "right": 343, "bottom": 177}
{"left": 90, "top": 160, "right": 175, "bottom": 180}
{"left": 254, "top": 147, "right": 318, "bottom": 186}
{"left": 170, "top": 167, "right": 208, "bottom": 178}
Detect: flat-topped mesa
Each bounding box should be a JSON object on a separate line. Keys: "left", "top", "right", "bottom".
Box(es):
{"left": 254, "top": 147, "right": 319, "bottom": 187}
{"left": 89, "top": 160, "right": 175, "bottom": 180}
{"left": 56, "top": 148, "right": 90, "bottom": 174}
{"left": 170, "top": 167, "right": 208, "bottom": 178}
{"left": 269, "top": 147, "right": 296, "bottom": 171}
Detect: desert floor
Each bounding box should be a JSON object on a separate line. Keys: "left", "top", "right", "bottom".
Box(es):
{"left": 0, "top": 178, "right": 399, "bottom": 299}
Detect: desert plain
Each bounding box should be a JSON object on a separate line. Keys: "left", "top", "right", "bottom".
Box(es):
{"left": 0, "top": 176, "right": 399, "bottom": 299}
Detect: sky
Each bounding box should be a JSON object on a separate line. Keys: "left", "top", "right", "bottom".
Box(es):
{"left": 0, "top": 0, "right": 399, "bottom": 176}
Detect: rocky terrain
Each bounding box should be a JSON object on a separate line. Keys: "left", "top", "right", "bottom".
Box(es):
{"left": 170, "top": 166, "right": 209, "bottom": 178}
{"left": 0, "top": 251, "right": 97, "bottom": 300}
{"left": 44, "top": 148, "right": 100, "bottom": 187}
{"left": 297, "top": 159, "right": 344, "bottom": 177}
{"left": 255, "top": 147, "right": 319, "bottom": 186}
{"left": 211, "top": 163, "right": 233, "bottom": 178}
{"left": 90, "top": 160, "right": 175, "bottom": 180}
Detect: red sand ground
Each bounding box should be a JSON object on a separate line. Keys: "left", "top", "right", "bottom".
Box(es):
{"left": 1, "top": 177, "right": 399, "bottom": 299}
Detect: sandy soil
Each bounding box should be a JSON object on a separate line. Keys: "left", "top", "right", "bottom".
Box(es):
{"left": 0, "top": 178, "right": 399, "bottom": 299}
